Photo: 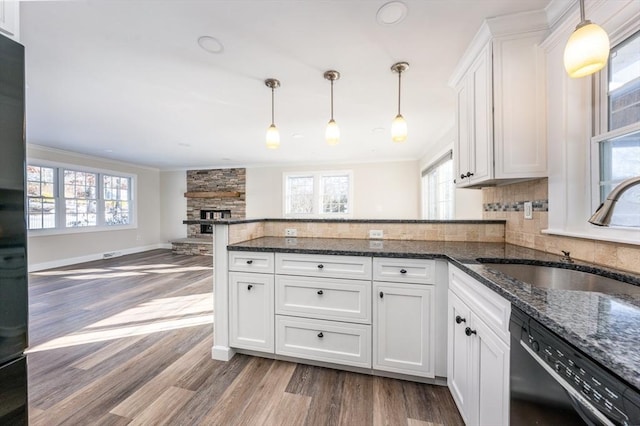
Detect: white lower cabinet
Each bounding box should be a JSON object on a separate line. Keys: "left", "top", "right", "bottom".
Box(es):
{"left": 229, "top": 272, "right": 274, "bottom": 352}
{"left": 448, "top": 266, "right": 510, "bottom": 426}
{"left": 373, "top": 282, "right": 434, "bottom": 377}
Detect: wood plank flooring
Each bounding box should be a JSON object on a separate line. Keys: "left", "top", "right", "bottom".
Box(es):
{"left": 27, "top": 249, "right": 463, "bottom": 425}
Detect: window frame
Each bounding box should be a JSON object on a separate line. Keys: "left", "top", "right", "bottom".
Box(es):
{"left": 282, "top": 170, "right": 354, "bottom": 218}
{"left": 421, "top": 150, "right": 455, "bottom": 220}
{"left": 27, "top": 159, "right": 137, "bottom": 236}
{"left": 591, "top": 25, "right": 640, "bottom": 229}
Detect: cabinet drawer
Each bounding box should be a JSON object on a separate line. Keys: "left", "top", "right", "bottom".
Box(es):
{"left": 373, "top": 258, "right": 435, "bottom": 284}
{"left": 275, "top": 253, "right": 371, "bottom": 280}
{"left": 275, "top": 316, "right": 371, "bottom": 368}
{"left": 449, "top": 265, "right": 510, "bottom": 344}
{"left": 229, "top": 251, "right": 274, "bottom": 273}
{"left": 276, "top": 275, "right": 371, "bottom": 324}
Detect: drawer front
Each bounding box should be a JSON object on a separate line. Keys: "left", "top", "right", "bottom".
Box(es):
{"left": 373, "top": 258, "right": 435, "bottom": 284}
{"left": 229, "top": 251, "right": 274, "bottom": 273}
{"left": 276, "top": 253, "right": 372, "bottom": 280}
{"left": 449, "top": 265, "right": 511, "bottom": 344}
{"left": 276, "top": 275, "right": 371, "bottom": 324}
{"left": 275, "top": 316, "right": 371, "bottom": 368}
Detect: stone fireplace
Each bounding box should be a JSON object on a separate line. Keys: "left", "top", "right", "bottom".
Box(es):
{"left": 172, "top": 168, "right": 246, "bottom": 255}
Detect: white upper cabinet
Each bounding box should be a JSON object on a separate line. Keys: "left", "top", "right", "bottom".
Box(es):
{"left": 0, "top": 0, "right": 19, "bottom": 41}
{"left": 450, "top": 10, "right": 548, "bottom": 188}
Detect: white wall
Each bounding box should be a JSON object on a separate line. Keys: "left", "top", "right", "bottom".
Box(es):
{"left": 159, "top": 170, "right": 187, "bottom": 242}
{"left": 27, "top": 145, "right": 164, "bottom": 270}
{"left": 418, "top": 128, "right": 483, "bottom": 219}
{"left": 246, "top": 160, "right": 420, "bottom": 219}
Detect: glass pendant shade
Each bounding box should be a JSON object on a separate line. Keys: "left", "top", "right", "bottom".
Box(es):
{"left": 564, "top": 22, "right": 610, "bottom": 78}
{"left": 391, "top": 113, "right": 407, "bottom": 143}
{"left": 325, "top": 119, "right": 340, "bottom": 146}
{"left": 266, "top": 124, "right": 280, "bottom": 149}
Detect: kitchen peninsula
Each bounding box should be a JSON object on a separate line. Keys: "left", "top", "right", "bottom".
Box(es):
{"left": 210, "top": 218, "right": 640, "bottom": 395}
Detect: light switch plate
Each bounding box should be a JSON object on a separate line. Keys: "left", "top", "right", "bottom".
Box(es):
{"left": 524, "top": 201, "right": 533, "bottom": 220}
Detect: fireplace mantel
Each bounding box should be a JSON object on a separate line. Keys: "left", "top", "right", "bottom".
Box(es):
{"left": 183, "top": 191, "right": 243, "bottom": 198}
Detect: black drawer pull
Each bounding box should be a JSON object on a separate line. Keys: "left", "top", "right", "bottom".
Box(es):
{"left": 400, "top": 269, "right": 407, "bottom": 274}
{"left": 379, "top": 291, "right": 384, "bottom": 299}
{"left": 465, "top": 327, "right": 477, "bottom": 337}
{"left": 247, "top": 284, "right": 253, "bottom": 290}
{"left": 460, "top": 174, "right": 466, "bottom": 180}
{"left": 246, "top": 260, "right": 253, "bottom": 265}
{"left": 317, "top": 290, "right": 324, "bottom": 295}
{"left": 317, "top": 264, "right": 324, "bottom": 269}
{"left": 317, "top": 332, "right": 324, "bottom": 338}
{"left": 455, "top": 315, "right": 466, "bottom": 324}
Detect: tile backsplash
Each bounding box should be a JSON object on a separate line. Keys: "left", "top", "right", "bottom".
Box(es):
{"left": 483, "top": 178, "right": 640, "bottom": 274}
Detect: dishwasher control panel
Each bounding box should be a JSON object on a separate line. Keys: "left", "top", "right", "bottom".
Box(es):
{"left": 511, "top": 307, "right": 640, "bottom": 426}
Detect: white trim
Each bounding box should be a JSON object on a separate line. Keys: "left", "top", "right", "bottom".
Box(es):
{"left": 27, "top": 144, "right": 160, "bottom": 172}
{"left": 28, "top": 243, "right": 171, "bottom": 272}
{"left": 542, "top": 228, "right": 640, "bottom": 246}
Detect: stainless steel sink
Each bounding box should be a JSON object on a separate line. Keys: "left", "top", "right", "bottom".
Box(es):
{"left": 480, "top": 262, "right": 640, "bottom": 295}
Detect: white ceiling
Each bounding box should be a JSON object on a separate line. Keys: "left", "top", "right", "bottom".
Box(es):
{"left": 21, "top": 0, "right": 553, "bottom": 170}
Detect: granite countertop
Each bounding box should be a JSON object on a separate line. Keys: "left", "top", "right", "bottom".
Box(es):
{"left": 185, "top": 218, "right": 506, "bottom": 225}
{"left": 228, "top": 236, "right": 640, "bottom": 390}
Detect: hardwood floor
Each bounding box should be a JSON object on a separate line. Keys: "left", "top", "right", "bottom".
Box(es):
{"left": 26, "top": 249, "right": 463, "bottom": 425}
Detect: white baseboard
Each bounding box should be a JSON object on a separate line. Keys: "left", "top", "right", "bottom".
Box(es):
{"left": 212, "top": 345, "right": 236, "bottom": 361}
{"left": 28, "top": 243, "right": 172, "bottom": 272}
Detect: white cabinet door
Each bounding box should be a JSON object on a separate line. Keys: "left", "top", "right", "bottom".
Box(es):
{"left": 229, "top": 272, "right": 274, "bottom": 352}
{"left": 474, "top": 316, "right": 510, "bottom": 426}
{"left": 455, "top": 80, "right": 471, "bottom": 187}
{"left": 373, "top": 282, "right": 434, "bottom": 377}
{"left": 0, "top": 0, "right": 19, "bottom": 41}
{"left": 469, "top": 42, "right": 493, "bottom": 185}
{"left": 447, "top": 291, "right": 472, "bottom": 425}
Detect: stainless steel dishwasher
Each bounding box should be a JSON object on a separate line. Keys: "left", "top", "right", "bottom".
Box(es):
{"left": 509, "top": 307, "right": 640, "bottom": 425}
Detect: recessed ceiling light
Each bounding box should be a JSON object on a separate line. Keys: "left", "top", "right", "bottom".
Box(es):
{"left": 197, "top": 36, "right": 224, "bottom": 54}
{"left": 376, "top": 1, "right": 408, "bottom": 25}
{"left": 104, "top": 149, "right": 113, "bottom": 153}
{"left": 372, "top": 127, "right": 385, "bottom": 133}
{"left": 222, "top": 157, "right": 232, "bottom": 161}
{"left": 292, "top": 133, "right": 304, "bottom": 139}
{"left": 178, "top": 142, "right": 191, "bottom": 147}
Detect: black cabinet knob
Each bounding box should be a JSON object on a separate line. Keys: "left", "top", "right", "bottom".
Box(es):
{"left": 400, "top": 269, "right": 407, "bottom": 274}
{"left": 466, "top": 172, "right": 474, "bottom": 178}
{"left": 317, "top": 290, "right": 324, "bottom": 295}
{"left": 465, "top": 327, "right": 477, "bottom": 336}
{"left": 460, "top": 174, "right": 466, "bottom": 180}
{"left": 247, "top": 284, "right": 253, "bottom": 290}
{"left": 246, "top": 260, "right": 253, "bottom": 265}
{"left": 379, "top": 291, "right": 384, "bottom": 299}
{"left": 317, "top": 332, "right": 324, "bottom": 338}
{"left": 317, "top": 264, "right": 324, "bottom": 269}
{"left": 455, "top": 315, "right": 466, "bottom": 324}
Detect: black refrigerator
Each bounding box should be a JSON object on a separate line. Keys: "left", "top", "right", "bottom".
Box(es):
{"left": 0, "top": 33, "right": 28, "bottom": 424}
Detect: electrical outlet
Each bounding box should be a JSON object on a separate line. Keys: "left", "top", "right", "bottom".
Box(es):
{"left": 369, "top": 240, "right": 383, "bottom": 249}
{"left": 524, "top": 201, "right": 533, "bottom": 220}
{"left": 285, "top": 228, "right": 297, "bottom": 237}
{"left": 369, "top": 229, "right": 383, "bottom": 239}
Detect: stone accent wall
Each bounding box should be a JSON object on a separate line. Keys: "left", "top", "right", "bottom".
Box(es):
{"left": 482, "top": 178, "right": 640, "bottom": 274}
{"left": 186, "top": 168, "right": 246, "bottom": 238}
{"left": 172, "top": 241, "right": 213, "bottom": 256}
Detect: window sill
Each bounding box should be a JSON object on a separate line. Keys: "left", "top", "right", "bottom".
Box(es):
{"left": 541, "top": 227, "right": 640, "bottom": 246}
{"left": 28, "top": 223, "right": 138, "bottom": 237}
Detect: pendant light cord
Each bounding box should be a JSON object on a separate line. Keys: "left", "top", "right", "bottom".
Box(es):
{"left": 397, "top": 70, "right": 402, "bottom": 115}
{"left": 579, "top": 0, "right": 585, "bottom": 23}
{"left": 330, "top": 79, "right": 334, "bottom": 120}
{"left": 271, "top": 87, "right": 275, "bottom": 125}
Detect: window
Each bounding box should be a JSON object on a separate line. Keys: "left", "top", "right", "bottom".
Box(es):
{"left": 27, "top": 165, "right": 56, "bottom": 229}
{"left": 593, "top": 30, "right": 640, "bottom": 228}
{"left": 27, "top": 162, "right": 135, "bottom": 233}
{"left": 421, "top": 151, "right": 454, "bottom": 220}
{"left": 103, "top": 174, "right": 131, "bottom": 225}
{"left": 284, "top": 171, "right": 352, "bottom": 217}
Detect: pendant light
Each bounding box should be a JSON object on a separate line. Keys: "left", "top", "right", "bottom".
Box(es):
{"left": 391, "top": 62, "right": 409, "bottom": 143}
{"left": 324, "top": 70, "right": 340, "bottom": 145}
{"left": 563, "top": 0, "right": 610, "bottom": 78}
{"left": 265, "top": 78, "right": 281, "bottom": 149}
